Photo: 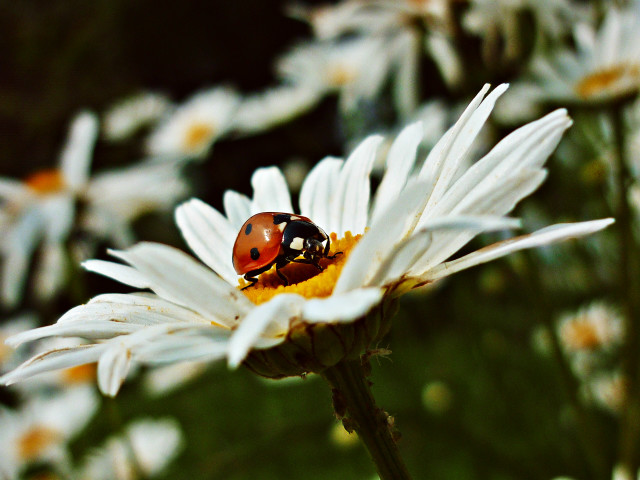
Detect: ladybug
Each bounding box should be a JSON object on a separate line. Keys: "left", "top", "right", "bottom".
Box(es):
{"left": 232, "top": 212, "right": 342, "bottom": 289}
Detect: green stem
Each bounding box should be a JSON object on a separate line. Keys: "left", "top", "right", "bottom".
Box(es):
{"left": 610, "top": 102, "right": 640, "bottom": 478}
{"left": 321, "top": 359, "right": 412, "bottom": 480}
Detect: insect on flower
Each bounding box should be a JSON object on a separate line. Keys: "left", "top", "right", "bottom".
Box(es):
{"left": 232, "top": 212, "right": 342, "bottom": 289}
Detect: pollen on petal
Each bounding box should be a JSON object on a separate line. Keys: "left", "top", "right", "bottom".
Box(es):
{"left": 240, "top": 232, "right": 362, "bottom": 305}
{"left": 25, "top": 169, "right": 66, "bottom": 194}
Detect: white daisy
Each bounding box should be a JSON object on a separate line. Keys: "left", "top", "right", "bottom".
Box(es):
{"left": 0, "top": 112, "right": 189, "bottom": 308}
{"left": 500, "top": 1, "right": 640, "bottom": 121}
{"left": 145, "top": 87, "right": 240, "bottom": 159}
{"left": 276, "top": 36, "right": 406, "bottom": 114}
{"left": 102, "top": 92, "right": 172, "bottom": 142}
{"left": 463, "top": 0, "right": 581, "bottom": 62}
{"left": 0, "top": 386, "right": 99, "bottom": 479}
{"left": 1, "top": 84, "right": 613, "bottom": 396}
{"left": 557, "top": 301, "right": 624, "bottom": 354}
{"left": 0, "top": 112, "right": 96, "bottom": 307}
{"left": 582, "top": 370, "right": 628, "bottom": 415}
{"left": 289, "top": 0, "right": 463, "bottom": 99}
{"left": 77, "top": 417, "right": 183, "bottom": 480}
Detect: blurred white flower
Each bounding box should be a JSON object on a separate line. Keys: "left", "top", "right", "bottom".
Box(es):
{"left": 499, "top": 1, "right": 640, "bottom": 122}
{"left": 463, "top": 0, "right": 581, "bottom": 62}
{"left": 557, "top": 301, "right": 624, "bottom": 354}
{"left": 103, "top": 92, "right": 172, "bottom": 142}
{"left": 0, "top": 112, "right": 97, "bottom": 307}
{"left": 1, "top": 84, "right": 613, "bottom": 396}
{"left": 288, "top": 0, "right": 461, "bottom": 112}
{"left": 277, "top": 35, "right": 410, "bottom": 114}
{"left": 146, "top": 87, "right": 240, "bottom": 158}
{"left": 0, "top": 386, "right": 99, "bottom": 479}
{"left": 78, "top": 417, "right": 183, "bottom": 480}
{"left": 0, "top": 112, "right": 189, "bottom": 308}
{"left": 582, "top": 370, "right": 628, "bottom": 415}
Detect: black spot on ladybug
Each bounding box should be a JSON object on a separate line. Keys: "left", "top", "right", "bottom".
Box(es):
{"left": 245, "top": 223, "right": 252, "bottom": 235}
{"left": 273, "top": 214, "right": 291, "bottom": 225}
{"left": 250, "top": 247, "right": 260, "bottom": 260}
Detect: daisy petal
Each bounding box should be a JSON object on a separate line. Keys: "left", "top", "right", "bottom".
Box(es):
{"left": 5, "top": 321, "right": 142, "bottom": 346}
{"left": 227, "top": 294, "right": 305, "bottom": 368}
{"left": 60, "top": 111, "right": 99, "bottom": 190}
{"left": 299, "top": 157, "right": 343, "bottom": 230}
{"left": 98, "top": 343, "right": 132, "bottom": 396}
{"left": 420, "top": 84, "right": 508, "bottom": 208}
{"left": 223, "top": 190, "right": 252, "bottom": 230}
{"left": 370, "top": 122, "right": 423, "bottom": 224}
{"left": 372, "top": 216, "right": 521, "bottom": 286}
{"left": 109, "top": 242, "right": 251, "bottom": 326}
{"left": 333, "top": 135, "right": 383, "bottom": 236}
{"left": 175, "top": 198, "right": 238, "bottom": 285}
{"left": 423, "top": 219, "right": 615, "bottom": 282}
{"left": 0, "top": 178, "right": 27, "bottom": 200}
{"left": 334, "top": 181, "right": 430, "bottom": 293}
{"left": 135, "top": 328, "right": 230, "bottom": 364}
{"left": 0, "top": 344, "right": 107, "bottom": 386}
{"left": 82, "top": 259, "right": 152, "bottom": 289}
{"left": 250, "top": 167, "right": 294, "bottom": 213}
{"left": 63, "top": 293, "right": 215, "bottom": 325}
{"left": 302, "top": 288, "right": 384, "bottom": 323}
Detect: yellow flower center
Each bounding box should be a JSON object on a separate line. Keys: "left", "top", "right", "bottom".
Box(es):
{"left": 574, "top": 65, "right": 640, "bottom": 99}
{"left": 24, "top": 169, "right": 66, "bottom": 195}
{"left": 560, "top": 317, "right": 600, "bottom": 351}
{"left": 240, "top": 232, "right": 361, "bottom": 305}
{"left": 183, "top": 122, "right": 216, "bottom": 153}
{"left": 18, "top": 426, "right": 60, "bottom": 460}
{"left": 61, "top": 363, "right": 97, "bottom": 384}
{"left": 326, "top": 65, "right": 358, "bottom": 87}
{"left": 0, "top": 337, "right": 11, "bottom": 364}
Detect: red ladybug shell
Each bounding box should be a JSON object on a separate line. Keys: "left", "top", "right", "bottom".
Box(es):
{"left": 232, "top": 212, "right": 313, "bottom": 274}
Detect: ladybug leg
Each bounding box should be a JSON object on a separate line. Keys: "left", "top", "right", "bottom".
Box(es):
{"left": 290, "top": 257, "right": 323, "bottom": 271}
{"left": 275, "top": 258, "right": 290, "bottom": 286}
{"left": 241, "top": 274, "right": 258, "bottom": 290}
{"left": 240, "top": 263, "right": 275, "bottom": 290}
{"left": 326, "top": 251, "right": 342, "bottom": 260}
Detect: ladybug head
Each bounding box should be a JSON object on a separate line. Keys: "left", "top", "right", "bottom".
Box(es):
{"left": 304, "top": 237, "right": 329, "bottom": 258}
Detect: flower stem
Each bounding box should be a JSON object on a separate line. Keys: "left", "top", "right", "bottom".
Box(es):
{"left": 321, "top": 358, "right": 412, "bottom": 480}
{"left": 610, "top": 101, "right": 640, "bottom": 479}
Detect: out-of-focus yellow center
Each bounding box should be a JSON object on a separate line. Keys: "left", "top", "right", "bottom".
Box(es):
{"left": 183, "top": 122, "right": 215, "bottom": 152}
{"left": 25, "top": 169, "right": 66, "bottom": 194}
{"left": 240, "top": 232, "right": 361, "bottom": 305}
{"left": 560, "top": 317, "right": 600, "bottom": 351}
{"left": 0, "top": 338, "right": 11, "bottom": 364}
{"left": 574, "top": 65, "right": 640, "bottom": 98}
{"left": 18, "top": 426, "right": 60, "bottom": 460}
{"left": 61, "top": 363, "right": 97, "bottom": 384}
{"left": 326, "top": 65, "right": 357, "bottom": 87}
